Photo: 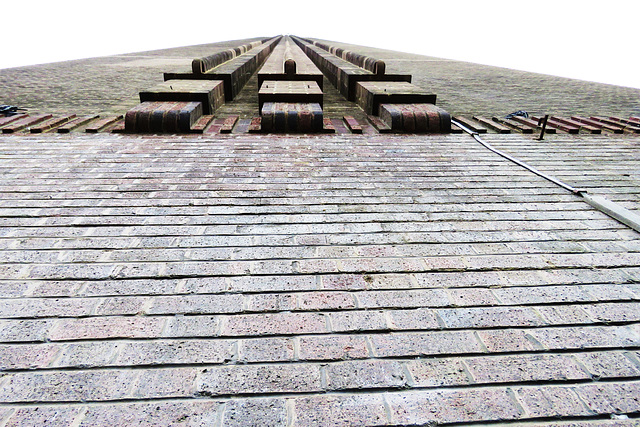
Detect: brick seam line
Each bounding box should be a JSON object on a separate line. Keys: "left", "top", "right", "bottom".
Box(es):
{"left": 453, "top": 119, "right": 640, "bottom": 233}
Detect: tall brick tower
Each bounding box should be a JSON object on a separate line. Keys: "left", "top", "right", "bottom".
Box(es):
{"left": 1, "top": 36, "right": 640, "bottom": 426}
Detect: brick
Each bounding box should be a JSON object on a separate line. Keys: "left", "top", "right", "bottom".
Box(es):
{"left": 140, "top": 80, "right": 224, "bottom": 115}
{"left": 52, "top": 341, "right": 120, "bottom": 368}
{"left": 57, "top": 114, "right": 100, "bottom": 133}
{"left": 466, "top": 354, "right": 589, "bottom": 383}
{"left": 95, "top": 296, "right": 148, "bottom": 315}
{"left": 536, "top": 305, "right": 593, "bottom": 324}
{"left": 574, "top": 382, "right": 640, "bottom": 414}
{"left": 357, "top": 289, "right": 449, "bottom": 309}
{"left": 222, "top": 398, "right": 288, "bottom": 427}
{"left": 529, "top": 325, "right": 640, "bottom": 350}
{"left": 388, "top": 308, "right": 440, "bottom": 330}
{"left": 298, "top": 335, "right": 370, "bottom": 360}
{"left": 515, "top": 386, "right": 590, "bottom": 418}
{"left": 582, "top": 302, "right": 640, "bottom": 322}
{"left": 125, "top": 102, "right": 202, "bottom": 133}
{"left": 387, "top": 388, "right": 522, "bottom": 424}
{"left": 50, "top": 316, "right": 165, "bottom": 341}
{"left": 30, "top": 114, "right": 76, "bottom": 133}
{"left": 163, "top": 315, "right": 219, "bottom": 338}
{"left": 132, "top": 368, "right": 197, "bottom": 398}
{"left": 370, "top": 331, "right": 483, "bottom": 358}
{"left": 297, "top": 291, "right": 356, "bottom": 310}
{"left": 356, "top": 82, "right": 436, "bottom": 115}
{"left": 115, "top": 339, "right": 236, "bottom": 366}
{"left": 80, "top": 401, "right": 221, "bottom": 426}
{"left": 259, "top": 80, "right": 323, "bottom": 109}
{"left": 477, "top": 329, "right": 544, "bottom": 353}
{"left": 261, "top": 102, "right": 323, "bottom": 133}
{"left": 4, "top": 407, "right": 83, "bottom": 427}
{"left": 406, "top": 357, "right": 472, "bottom": 387}
{"left": 0, "top": 343, "right": 61, "bottom": 370}
{"left": 197, "top": 364, "right": 322, "bottom": 396}
{"left": 329, "top": 310, "right": 388, "bottom": 332}
{"left": 0, "top": 370, "right": 136, "bottom": 402}
{"left": 575, "top": 351, "right": 640, "bottom": 378}
{"left": 292, "top": 394, "right": 388, "bottom": 426}
{"left": 0, "top": 319, "right": 53, "bottom": 343}
{"left": 85, "top": 115, "right": 122, "bottom": 133}
{"left": 437, "top": 306, "right": 545, "bottom": 329}
{"left": 247, "top": 293, "right": 297, "bottom": 311}
{"left": 2, "top": 114, "right": 53, "bottom": 133}
{"left": 83, "top": 278, "right": 182, "bottom": 296}
{"left": 325, "top": 359, "right": 407, "bottom": 390}
{"left": 492, "top": 285, "right": 591, "bottom": 305}
{"left": 238, "top": 337, "right": 294, "bottom": 363}
{"left": 148, "top": 294, "right": 243, "bottom": 315}
{"left": 446, "top": 288, "right": 499, "bottom": 307}
{"left": 222, "top": 312, "right": 327, "bottom": 336}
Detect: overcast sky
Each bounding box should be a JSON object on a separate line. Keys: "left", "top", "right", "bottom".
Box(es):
{"left": 2, "top": 0, "right": 639, "bottom": 89}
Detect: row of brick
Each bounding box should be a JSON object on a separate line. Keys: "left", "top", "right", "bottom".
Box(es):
{"left": 258, "top": 36, "right": 323, "bottom": 88}
{"left": 2, "top": 266, "right": 639, "bottom": 299}
{"left": 301, "top": 37, "right": 386, "bottom": 75}
{"left": 0, "top": 114, "right": 122, "bottom": 134}
{"left": 1, "top": 291, "right": 638, "bottom": 329}
{"left": 1, "top": 383, "right": 639, "bottom": 426}
{"left": 166, "top": 36, "right": 280, "bottom": 102}
{"left": 192, "top": 39, "right": 265, "bottom": 74}
{"left": 1, "top": 352, "right": 639, "bottom": 402}
{"left": 120, "top": 38, "right": 283, "bottom": 133}
{"left": 2, "top": 321, "right": 639, "bottom": 374}
{"left": 291, "top": 36, "right": 410, "bottom": 101}
{"left": 460, "top": 115, "right": 640, "bottom": 135}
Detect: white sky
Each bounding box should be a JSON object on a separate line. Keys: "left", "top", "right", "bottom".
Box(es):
{"left": 2, "top": 0, "right": 639, "bottom": 89}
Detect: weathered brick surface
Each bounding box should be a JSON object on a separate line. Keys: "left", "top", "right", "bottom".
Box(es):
{"left": 1, "top": 132, "right": 640, "bottom": 424}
